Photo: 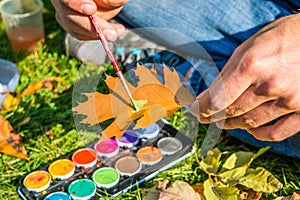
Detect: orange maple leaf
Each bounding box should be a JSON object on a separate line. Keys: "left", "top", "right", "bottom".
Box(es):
{"left": 0, "top": 116, "right": 29, "bottom": 160}
{"left": 73, "top": 64, "right": 194, "bottom": 140}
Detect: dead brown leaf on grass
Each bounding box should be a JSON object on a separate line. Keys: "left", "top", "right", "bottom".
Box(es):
{"left": 0, "top": 116, "right": 29, "bottom": 160}
{"left": 1, "top": 92, "right": 20, "bottom": 110}
{"left": 143, "top": 179, "right": 204, "bottom": 200}
{"left": 275, "top": 192, "right": 300, "bottom": 200}
{"left": 21, "top": 77, "right": 61, "bottom": 96}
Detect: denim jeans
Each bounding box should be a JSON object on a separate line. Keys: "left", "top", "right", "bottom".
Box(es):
{"left": 117, "top": 0, "right": 300, "bottom": 158}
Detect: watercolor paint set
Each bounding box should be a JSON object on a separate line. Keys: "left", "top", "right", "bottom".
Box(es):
{"left": 17, "top": 120, "right": 194, "bottom": 200}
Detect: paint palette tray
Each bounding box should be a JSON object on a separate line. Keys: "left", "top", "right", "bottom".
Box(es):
{"left": 17, "top": 120, "right": 194, "bottom": 200}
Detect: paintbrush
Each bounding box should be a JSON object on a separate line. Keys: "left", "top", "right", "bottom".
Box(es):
{"left": 89, "top": 15, "right": 137, "bottom": 110}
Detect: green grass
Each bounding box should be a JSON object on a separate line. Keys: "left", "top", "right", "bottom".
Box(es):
{"left": 0, "top": 1, "right": 300, "bottom": 199}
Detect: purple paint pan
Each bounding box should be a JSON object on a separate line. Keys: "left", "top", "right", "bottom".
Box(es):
{"left": 117, "top": 130, "right": 139, "bottom": 148}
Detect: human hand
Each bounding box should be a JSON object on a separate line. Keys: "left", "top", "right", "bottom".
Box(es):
{"left": 190, "top": 13, "right": 300, "bottom": 142}
{"left": 50, "top": 0, "right": 128, "bottom": 41}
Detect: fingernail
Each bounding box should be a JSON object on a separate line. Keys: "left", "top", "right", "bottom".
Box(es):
{"left": 116, "top": 27, "right": 126, "bottom": 37}
{"left": 80, "top": 4, "right": 96, "bottom": 15}
{"left": 103, "top": 29, "right": 118, "bottom": 41}
{"left": 113, "top": 24, "right": 126, "bottom": 36}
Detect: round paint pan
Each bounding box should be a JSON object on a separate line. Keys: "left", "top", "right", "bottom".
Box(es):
{"left": 115, "top": 156, "right": 142, "bottom": 176}
{"left": 72, "top": 148, "right": 98, "bottom": 168}
{"left": 117, "top": 130, "right": 139, "bottom": 148}
{"left": 44, "top": 192, "right": 71, "bottom": 200}
{"left": 92, "top": 167, "right": 120, "bottom": 189}
{"left": 23, "top": 170, "right": 51, "bottom": 193}
{"left": 136, "top": 123, "right": 160, "bottom": 139}
{"left": 48, "top": 159, "right": 75, "bottom": 180}
{"left": 136, "top": 146, "right": 162, "bottom": 165}
{"left": 157, "top": 137, "right": 183, "bottom": 155}
{"left": 94, "top": 139, "right": 119, "bottom": 158}
{"left": 68, "top": 179, "right": 96, "bottom": 200}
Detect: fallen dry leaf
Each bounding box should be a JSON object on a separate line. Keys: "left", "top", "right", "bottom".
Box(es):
{"left": 21, "top": 77, "right": 61, "bottom": 96}
{"left": 159, "top": 181, "right": 203, "bottom": 200}
{"left": 0, "top": 116, "right": 29, "bottom": 160}
{"left": 199, "top": 147, "right": 281, "bottom": 200}
{"left": 1, "top": 92, "right": 21, "bottom": 110}
{"left": 192, "top": 182, "right": 206, "bottom": 199}
{"left": 1, "top": 77, "right": 61, "bottom": 110}
{"left": 73, "top": 64, "right": 194, "bottom": 140}
{"left": 277, "top": 192, "right": 300, "bottom": 200}
{"left": 239, "top": 187, "right": 262, "bottom": 200}
{"left": 157, "top": 179, "right": 171, "bottom": 191}
{"left": 142, "top": 180, "right": 170, "bottom": 200}
{"left": 143, "top": 180, "right": 203, "bottom": 200}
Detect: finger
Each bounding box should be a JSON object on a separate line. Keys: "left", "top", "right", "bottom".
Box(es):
{"left": 199, "top": 84, "right": 279, "bottom": 123}
{"left": 58, "top": 0, "right": 97, "bottom": 15}
{"left": 54, "top": 4, "right": 124, "bottom": 41}
{"left": 225, "top": 85, "right": 273, "bottom": 117}
{"left": 191, "top": 65, "right": 252, "bottom": 119}
{"left": 190, "top": 45, "right": 253, "bottom": 118}
{"left": 64, "top": 17, "right": 125, "bottom": 41}
{"left": 190, "top": 32, "right": 269, "bottom": 119}
{"left": 53, "top": 6, "right": 94, "bottom": 39}
{"left": 94, "top": 6, "right": 124, "bottom": 21}
{"left": 95, "top": 0, "right": 129, "bottom": 10}
{"left": 246, "top": 112, "right": 300, "bottom": 141}
{"left": 216, "top": 99, "right": 297, "bottom": 130}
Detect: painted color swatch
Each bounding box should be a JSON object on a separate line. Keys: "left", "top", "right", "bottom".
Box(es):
{"left": 68, "top": 179, "right": 96, "bottom": 199}
{"left": 23, "top": 171, "right": 51, "bottom": 192}
{"left": 92, "top": 167, "right": 120, "bottom": 188}
{"left": 44, "top": 192, "right": 71, "bottom": 200}
{"left": 94, "top": 139, "right": 119, "bottom": 158}
{"left": 72, "top": 148, "right": 97, "bottom": 168}
{"left": 157, "top": 137, "right": 183, "bottom": 155}
{"left": 136, "top": 146, "right": 162, "bottom": 165}
{"left": 48, "top": 159, "right": 75, "bottom": 180}
{"left": 117, "top": 130, "right": 139, "bottom": 148}
{"left": 136, "top": 123, "right": 159, "bottom": 139}
{"left": 115, "top": 156, "right": 142, "bottom": 176}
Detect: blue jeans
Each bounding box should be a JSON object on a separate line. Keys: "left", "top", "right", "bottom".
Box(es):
{"left": 117, "top": 0, "right": 300, "bottom": 158}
